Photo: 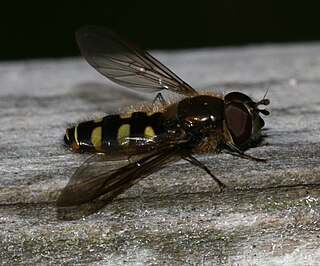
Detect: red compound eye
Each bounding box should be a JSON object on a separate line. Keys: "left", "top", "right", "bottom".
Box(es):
{"left": 224, "top": 102, "right": 252, "bottom": 145}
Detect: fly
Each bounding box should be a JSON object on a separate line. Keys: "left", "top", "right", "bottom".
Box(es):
{"left": 57, "top": 26, "right": 270, "bottom": 207}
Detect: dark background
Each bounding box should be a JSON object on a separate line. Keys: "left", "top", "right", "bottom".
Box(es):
{"left": 2, "top": 1, "right": 320, "bottom": 60}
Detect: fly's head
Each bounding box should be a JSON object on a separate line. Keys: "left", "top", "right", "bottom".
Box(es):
{"left": 224, "top": 92, "right": 270, "bottom": 149}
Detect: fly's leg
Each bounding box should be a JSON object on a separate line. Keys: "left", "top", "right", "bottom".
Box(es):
{"left": 224, "top": 142, "right": 266, "bottom": 162}
{"left": 184, "top": 155, "right": 226, "bottom": 190}
{"left": 153, "top": 93, "right": 166, "bottom": 107}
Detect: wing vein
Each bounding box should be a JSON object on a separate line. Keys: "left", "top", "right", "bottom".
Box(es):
{"left": 76, "top": 25, "right": 198, "bottom": 95}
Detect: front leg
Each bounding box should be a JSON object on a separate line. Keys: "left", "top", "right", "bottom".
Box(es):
{"left": 153, "top": 92, "right": 166, "bottom": 106}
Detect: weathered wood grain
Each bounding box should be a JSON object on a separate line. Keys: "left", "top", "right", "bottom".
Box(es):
{"left": 1, "top": 43, "right": 319, "bottom": 265}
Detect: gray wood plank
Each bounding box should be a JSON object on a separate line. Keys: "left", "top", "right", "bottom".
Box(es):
{"left": 1, "top": 43, "right": 319, "bottom": 265}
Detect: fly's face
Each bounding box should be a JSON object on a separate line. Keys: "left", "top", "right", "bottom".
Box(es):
{"left": 224, "top": 92, "right": 270, "bottom": 149}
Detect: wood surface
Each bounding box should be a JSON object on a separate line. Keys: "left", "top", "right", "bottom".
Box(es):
{"left": 1, "top": 43, "right": 319, "bottom": 265}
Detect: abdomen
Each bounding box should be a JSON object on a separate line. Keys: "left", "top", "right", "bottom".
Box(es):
{"left": 64, "top": 112, "right": 167, "bottom": 152}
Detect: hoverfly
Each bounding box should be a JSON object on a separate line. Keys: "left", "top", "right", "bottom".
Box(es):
{"left": 57, "top": 26, "right": 270, "bottom": 207}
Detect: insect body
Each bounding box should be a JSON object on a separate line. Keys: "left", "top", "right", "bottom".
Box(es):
{"left": 64, "top": 111, "right": 168, "bottom": 152}
{"left": 57, "top": 26, "right": 270, "bottom": 207}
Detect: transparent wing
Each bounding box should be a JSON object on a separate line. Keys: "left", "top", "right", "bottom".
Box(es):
{"left": 76, "top": 25, "right": 197, "bottom": 96}
{"left": 92, "top": 135, "right": 187, "bottom": 160}
{"left": 57, "top": 143, "right": 191, "bottom": 207}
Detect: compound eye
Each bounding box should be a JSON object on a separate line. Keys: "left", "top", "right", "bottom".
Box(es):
{"left": 225, "top": 102, "right": 252, "bottom": 145}
{"left": 225, "top": 92, "right": 252, "bottom": 103}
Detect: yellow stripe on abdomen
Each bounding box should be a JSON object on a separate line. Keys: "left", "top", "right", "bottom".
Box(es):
{"left": 144, "top": 126, "right": 155, "bottom": 137}
{"left": 94, "top": 117, "right": 103, "bottom": 123}
{"left": 117, "top": 124, "right": 130, "bottom": 145}
{"left": 120, "top": 113, "right": 132, "bottom": 119}
{"left": 74, "top": 125, "right": 79, "bottom": 145}
{"left": 91, "top": 126, "right": 102, "bottom": 149}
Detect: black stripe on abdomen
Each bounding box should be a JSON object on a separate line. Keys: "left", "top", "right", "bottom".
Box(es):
{"left": 76, "top": 120, "right": 98, "bottom": 151}
{"left": 101, "top": 112, "right": 166, "bottom": 148}
{"left": 101, "top": 115, "right": 123, "bottom": 147}
{"left": 129, "top": 112, "right": 161, "bottom": 135}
